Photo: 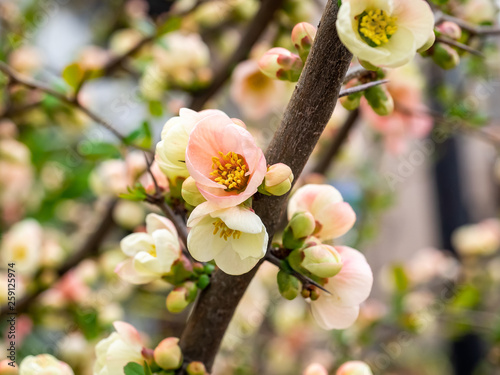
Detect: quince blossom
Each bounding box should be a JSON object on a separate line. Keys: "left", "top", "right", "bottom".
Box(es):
{"left": 337, "top": 0, "right": 435, "bottom": 68}
{"left": 187, "top": 202, "right": 268, "bottom": 275}
{"left": 94, "top": 321, "right": 145, "bottom": 375}
{"left": 288, "top": 184, "right": 356, "bottom": 241}
{"left": 116, "top": 213, "right": 181, "bottom": 284}
{"left": 185, "top": 111, "right": 266, "bottom": 208}
{"left": 311, "top": 246, "right": 373, "bottom": 329}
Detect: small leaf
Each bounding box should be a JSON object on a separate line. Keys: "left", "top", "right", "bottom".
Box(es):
{"left": 124, "top": 362, "right": 145, "bottom": 375}
{"left": 125, "top": 121, "right": 152, "bottom": 149}
{"left": 62, "top": 63, "right": 84, "bottom": 90}
{"left": 148, "top": 100, "right": 164, "bottom": 117}
{"left": 143, "top": 362, "right": 153, "bottom": 375}
{"left": 158, "top": 16, "right": 182, "bottom": 36}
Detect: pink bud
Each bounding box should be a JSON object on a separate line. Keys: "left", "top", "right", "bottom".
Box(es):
{"left": 0, "top": 360, "right": 18, "bottom": 375}
{"left": 437, "top": 21, "right": 462, "bottom": 40}
{"left": 264, "top": 163, "right": 294, "bottom": 196}
{"left": 258, "top": 48, "right": 303, "bottom": 82}
{"left": 154, "top": 337, "right": 183, "bottom": 370}
{"left": 337, "top": 361, "right": 373, "bottom": 375}
{"left": 291, "top": 22, "right": 317, "bottom": 61}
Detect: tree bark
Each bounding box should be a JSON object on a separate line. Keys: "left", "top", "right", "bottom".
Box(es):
{"left": 179, "top": 0, "right": 353, "bottom": 370}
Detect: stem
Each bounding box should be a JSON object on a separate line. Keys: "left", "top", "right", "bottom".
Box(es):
{"left": 179, "top": 0, "right": 352, "bottom": 370}
{"left": 189, "top": 0, "right": 286, "bottom": 111}
{"left": 312, "top": 108, "right": 360, "bottom": 175}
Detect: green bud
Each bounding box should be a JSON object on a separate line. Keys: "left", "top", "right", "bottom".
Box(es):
{"left": 432, "top": 43, "right": 460, "bottom": 70}
{"left": 289, "top": 212, "right": 316, "bottom": 239}
{"left": 196, "top": 274, "right": 210, "bottom": 290}
{"left": 277, "top": 270, "right": 301, "bottom": 300}
{"left": 291, "top": 22, "right": 317, "bottom": 62}
{"left": 301, "top": 244, "right": 343, "bottom": 278}
{"left": 166, "top": 282, "right": 197, "bottom": 314}
{"left": 181, "top": 176, "right": 206, "bottom": 207}
{"left": 340, "top": 90, "right": 363, "bottom": 111}
{"left": 154, "top": 337, "right": 183, "bottom": 370}
{"left": 364, "top": 85, "right": 394, "bottom": 116}
{"left": 186, "top": 361, "right": 208, "bottom": 375}
{"left": 264, "top": 163, "right": 294, "bottom": 196}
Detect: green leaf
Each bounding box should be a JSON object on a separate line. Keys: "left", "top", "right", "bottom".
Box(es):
{"left": 62, "top": 63, "right": 84, "bottom": 90}
{"left": 148, "top": 100, "right": 164, "bottom": 117}
{"left": 124, "top": 362, "right": 145, "bottom": 375}
{"left": 392, "top": 265, "right": 409, "bottom": 293}
{"left": 157, "top": 16, "right": 182, "bottom": 36}
{"left": 77, "top": 142, "right": 121, "bottom": 160}
{"left": 125, "top": 121, "right": 152, "bottom": 149}
{"left": 119, "top": 183, "right": 148, "bottom": 202}
{"left": 143, "top": 362, "right": 153, "bottom": 375}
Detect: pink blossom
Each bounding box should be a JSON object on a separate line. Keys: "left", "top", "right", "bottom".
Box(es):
{"left": 311, "top": 246, "right": 373, "bottom": 329}
{"left": 288, "top": 184, "right": 356, "bottom": 241}
{"left": 185, "top": 111, "right": 266, "bottom": 208}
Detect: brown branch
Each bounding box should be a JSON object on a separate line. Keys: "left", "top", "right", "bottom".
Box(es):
{"left": 338, "top": 79, "right": 389, "bottom": 98}
{"left": 188, "top": 0, "right": 286, "bottom": 111}
{"left": 312, "top": 108, "right": 360, "bottom": 175}
{"left": 0, "top": 199, "right": 117, "bottom": 318}
{"left": 178, "top": 0, "right": 352, "bottom": 370}
{"left": 0, "top": 61, "right": 152, "bottom": 152}
{"left": 435, "top": 12, "right": 500, "bottom": 36}
{"left": 436, "top": 36, "right": 484, "bottom": 57}
{"left": 264, "top": 251, "right": 331, "bottom": 294}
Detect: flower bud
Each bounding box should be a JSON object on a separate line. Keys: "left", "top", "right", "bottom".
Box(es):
{"left": 436, "top": 21, "right": 462, "bottom": 41}
{"left": 264, "top": 163, "right": 294, "bottom": 196}
{"left": 258, "top": 47, "right": 303, "bottom": 82}
{"left": 0, "top": 360, "right": 18, "bottom": 375}
{"left": 301, "top": 244, "right": 343, "bottom": 278}
{"left": 166, "top": 282, "right": 197, "bottom": 314}
{"left": 336, "top": 361, "right": 373, "bottom": 375}
{"left": 364, "top": 85, "right": 394, "bottom": 116}
{"left": 182, "top": 176, "right": 206, "bottom": 207}
{"left": 289, "top": 212, "right": 316, "bottom": 240}
{"left": 277, "top": 270, "right": 301, "bottom": 300}
{"left": 432, "top": 43, "right": 460, "bottom": 70}
{"left": 186, "top": 361, "right": 208, "bottom": 375}
{"left": 340, "top": 81, "right": 363, "bottom": 111}
{"left": 291, "top": 22, "right": 317, "bottom": 61}
{"left": 304, "top": 363, "right": 328, "bottom": 375}
{"left": 154, "top": 337, "right": 183, "bottom": 370}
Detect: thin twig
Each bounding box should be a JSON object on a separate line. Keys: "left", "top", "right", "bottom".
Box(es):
{"left": 435, "top": 12, "right": 500, "bottom": 36}
{"left": 338, "top": 79, "right": 389, "bottom": 98}
{"left": 265, "top": 251, "right": 331, "bottom": 294}
{"left": 343, "top": 66, "right": 374, "bottom": 84}
{"left": 436, "top": 36, "right": 484, "bottom": 57}
{"left": 0, "top": 61, "right": 151, "bottom": 152}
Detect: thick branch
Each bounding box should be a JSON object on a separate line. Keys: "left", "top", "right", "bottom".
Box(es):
{"left": 312, "top": 108, "right": 360, "bottom": 175}
{"left": 188, "top": 0, "right": 285, "bottom": 111}
{"left": 179, "top": 0, "right": 352, "bottom": 370}
{"left": 0, "top": 199, "right": 117, "bottom": 317}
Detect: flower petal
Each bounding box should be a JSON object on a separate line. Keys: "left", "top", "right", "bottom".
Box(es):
{"left": 215, "top": 206, "right": 264, "bottom": 234}
{"left": 231, "top": 227, "right": 268, "bottom": 260}
{"left": 316, "top": 202, "right": 356, "bottom": 240}
{"left": 214, "top": 246, "right": 261, "bottom": 275}
{"left": 393, "top": 0, "right": 435, "bottom": 49}
{"left": 311, "top": 298, "right": 360, "bottom": 330}
{"left": 152, "top": 229, "right": 181, "bottom": 272}
{"left": 146, "top": 213, "right": 178, "bottom": 238}
{"left": 115, "top": 259, "right": 157, "bottom": 285}
{"left": 120, "top": 233, "right": 154, "bottom": 257}
{"left": 187, "top": 216, "right": 228, "bottom": 262}
{"left": 324, "top": 246, "right": 373, "bottom": 306}
{"left": 113, "top": 321, "right": 143, "bottom": 350}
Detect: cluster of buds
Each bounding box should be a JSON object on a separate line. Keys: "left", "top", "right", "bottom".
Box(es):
{"left": 151, "top": 338, "right": 208, "bottom": 374}
{"left": 341, "top": 70, "right": 394, "bottom": 116}
{"left": 421, "top": 21, "right": 461, "bottom": 70}
{"left": 258, "top": 22, "right": 317, "bottom": 82}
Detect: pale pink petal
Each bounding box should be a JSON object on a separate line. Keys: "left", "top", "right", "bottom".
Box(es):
{"left": 393, "top": 0, "right": 435, "bottom": 49}
{"left": 115, "top": 259, "right": 156, "bottom": 285}
{"left": 324, "top": 246, "right": 373, "bottom": 307}
{"left": 113, "top": 321, "right": 143, "bottom": 350}
{"left": 146, "top": 213, "right": 177, "bottom": 238}
{"left": 311, "top": 298, "right": 360, "bottom": 330}
{"left": 315, "top": 202, "right": 356, "bottom": 240}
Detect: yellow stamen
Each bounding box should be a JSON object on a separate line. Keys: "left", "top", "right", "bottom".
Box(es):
{"left": 212, "top": 219, "right": 242, "bottom": 241}
{"left": 358, "top": 9, "right": 398, "bottom": 47}
{"left": 210, "top": 151, "right": 249, "bottom": 192}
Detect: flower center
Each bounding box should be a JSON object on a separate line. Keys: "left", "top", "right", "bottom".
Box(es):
{"left": 13, "top": 245, "right": 27, "bottom": 260}
{"left": 212, "top": 219, "right": 242, "bottom": 241}
{"left": 357, "top": 9, "right": 398, "bottom": 47}
{"left": 210, "top": 151, "right": 249, "bottom": 191}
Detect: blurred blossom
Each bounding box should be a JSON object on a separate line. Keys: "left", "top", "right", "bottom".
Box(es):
{"left": 52, "top": 271, "right": 92, "bottom": 304}
{"left": 125, "top": 0, "right": 149, "bottom": 20}
{"left": 230, "top": 59, "right": 291, "bottom": 120}
{"left": 303, "top": 363, "right": 328, "bottom": 375}
{"left": 40, "top": 161, "right": 66, "bottom": 192}
{"left": 74, "top": 259, "right": 99, "bottom": 284}
{"left": 405, "top": 247, "right": 460, "bottom": 285}
{"left": 97, "top": 302, "right": 125, "bottom": 325}
{"left": 113, "top": 200, "right": 146, "bottom": 230}
{"left": 0, "top": 119, "right": 18, "bottom": 138}
{"left": 78, "top": 46, "right": 111, "bottom": 71}
{"left": 458, "top": 0, "right": 497, "bottom": 24}
{"left": 109, "top": 28, "right": 145, "bottom": 55}
{"left": 0, "top": 272, "right": 26, "bottom": 305}
{"left": 361, "top": 64, "right": 432, "bottom": 154}
{"left": 0, "top": 219, "right": 42, "bottom": 275}
{"left": 19, "top": 354, "right": 74, "bottom": 375}
{"left": 40, "top": 231, "right": 65, "bottom": 268}
{"left": 57, "top": 332, "right": 93, "bottom": 369}
{"left": 8, "top": 46, "right": 42, "bottom": 74}
{"left": 452, "top": 219, "right": 500, "bottom": 257}
{"left": 337, "top": 361, "right": 373, "bottom": 375}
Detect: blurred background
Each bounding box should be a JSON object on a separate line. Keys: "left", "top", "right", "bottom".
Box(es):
{"left": 1, "top": 0, "right": 500, "bottom": 374}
